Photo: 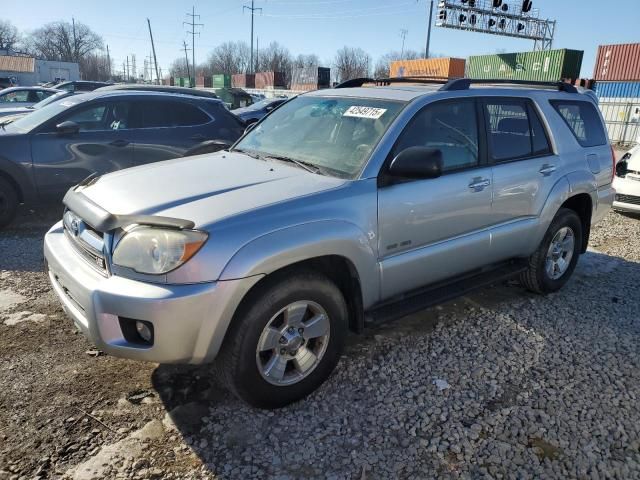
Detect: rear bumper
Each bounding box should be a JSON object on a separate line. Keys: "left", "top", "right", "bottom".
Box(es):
{"left": 44, "top": 221, "right": 262, "bottom": 364}
{"left": 593, "top": 185, "right": 615, "bottom": 224}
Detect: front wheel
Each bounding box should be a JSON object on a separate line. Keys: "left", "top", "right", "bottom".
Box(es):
{"left": 520, "top": 208, "right": 583, "bottom": 294}
{"left": 216, "top": 270, "right": 348, "bottom": 408}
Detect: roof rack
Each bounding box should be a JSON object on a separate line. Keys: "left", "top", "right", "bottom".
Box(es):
{"left": 335, "top": 76, "right": 577, "bottom": 94}
{"left": 441, "top": 78, "right": 578, "bottom": 93}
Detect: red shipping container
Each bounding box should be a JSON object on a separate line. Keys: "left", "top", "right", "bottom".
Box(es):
{"left": 594, "top": 43, "right": 640, "bottom": 82}
{"left": 232, "top": 73, "right": 255, "bottom": 88}
{"left": 255, "top": 71, "right": 286, "bottom": 89}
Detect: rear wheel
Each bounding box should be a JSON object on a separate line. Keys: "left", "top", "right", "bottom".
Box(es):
{"left": 0, "top": 177, "right": 18, "bottom": 229}
{"left": 216, "top": 270, "right": 347, "bottom": 408}
{"left": 520, "top": 208, "right": 582, "bottom": 294}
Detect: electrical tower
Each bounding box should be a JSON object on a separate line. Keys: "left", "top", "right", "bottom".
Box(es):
{"left": 184, "top": 6, "right": 203, "bottom": 87}
{"left": 182, "top": 41, "right": 192, "bottom": 85}
{"left": 399, "top": 29, "right": 408, "bottom": 60}
{"left": 244, "top": 0, "right": 262, "bottom": 73}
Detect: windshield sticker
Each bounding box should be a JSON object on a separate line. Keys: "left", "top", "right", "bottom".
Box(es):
{"left": 343, "top": 106, "right": 387, "bottom": 119}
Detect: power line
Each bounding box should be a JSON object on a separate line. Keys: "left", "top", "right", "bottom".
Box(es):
{"left": 244, "top": 0, "right": 263, "bottom": 74}
{"left": 184, "top": 6, "right": 203, "bottom": 87}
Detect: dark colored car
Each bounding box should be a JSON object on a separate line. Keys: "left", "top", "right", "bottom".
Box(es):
{"left": 96, "top": 84, "right": 218, "bottom": 99}
{"left": 233, "top": 98, "right": 288, "bottom": 125}
{"left": 53, "top": 81, "right": 113, "bottom": 93}
{"left": 0, "top": 90, "right": 245, "bottom": 227}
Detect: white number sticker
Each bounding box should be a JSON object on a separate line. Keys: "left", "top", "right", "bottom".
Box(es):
{"left": 343, "top": 106, "right": 387, "bottom": 119}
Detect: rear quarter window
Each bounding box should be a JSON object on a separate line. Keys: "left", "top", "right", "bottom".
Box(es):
{"left": 550, "top": 100, "right": 608, "bottom": 148}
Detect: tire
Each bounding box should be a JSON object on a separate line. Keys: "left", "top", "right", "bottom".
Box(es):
{"left": 216, "top": 270, "right": 348, "bottom": 409}
{"left": 0, "top": 177, "right": 18, "bottom": 229}
{"left": 520, "top": 208, "right": 583, "bottom": 294}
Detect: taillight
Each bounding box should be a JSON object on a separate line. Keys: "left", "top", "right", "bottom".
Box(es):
{"left": 611, "top": 145, "right": 616, "bottom": 182}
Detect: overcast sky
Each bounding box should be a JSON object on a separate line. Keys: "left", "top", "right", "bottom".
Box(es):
{"left": 5, "top": 0, "right": 639, "bottom": 78}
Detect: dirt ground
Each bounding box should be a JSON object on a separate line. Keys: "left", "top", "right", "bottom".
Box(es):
{"left": 0, "top": 205, "right": 638, "bottom": 479}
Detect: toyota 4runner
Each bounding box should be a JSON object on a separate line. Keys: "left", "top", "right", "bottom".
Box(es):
{"left": 44, "top": 78, "right": 615, "bottom": 408}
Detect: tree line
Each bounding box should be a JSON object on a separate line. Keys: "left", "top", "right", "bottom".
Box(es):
{"left": 1, "top": 18, "right": 426, "bottom": 85}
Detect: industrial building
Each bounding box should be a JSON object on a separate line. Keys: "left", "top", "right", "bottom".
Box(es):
{"left": 0, "top": 54, "right": 80, "bottom": 86}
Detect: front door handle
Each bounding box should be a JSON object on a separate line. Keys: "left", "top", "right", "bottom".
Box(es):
{"left": 468, "top": 177, "right": 491, "bottom": 191}
{"left": 539, "top": 164, "right": 557, "bottom": 176}
{"left": 109, "top": 139, "right": 130, "bottom": 147}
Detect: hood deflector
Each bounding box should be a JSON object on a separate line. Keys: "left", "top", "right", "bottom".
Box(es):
{"left": 63, "top": 188, "right": 196, "bottom": 232}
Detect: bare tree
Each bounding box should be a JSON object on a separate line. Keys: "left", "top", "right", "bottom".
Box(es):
{"left": 79, "top": 53, "right": 111, "bottom": 81}
{"left": 373, "top": 49, "right": 420, "bottom": 78}
{"left": 25, "top": 20, "right": 103, "bottom": 64}
{"left": 0, "top": 20, "right": 20, "bottom": 52}
{"left": 206, "top": 41, "right": 250, "bottom": 75}
{"left": 170, "top": 57, "right": 190, "bottom": 77}
{"left": 333, "top": 46, "right": 371, "bottom": 83}
{"left": 293, "top": 53, "right": 320, "bottom": 69}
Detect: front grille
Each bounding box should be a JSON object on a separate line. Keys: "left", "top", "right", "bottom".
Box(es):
{"left": 63, "top": 210, "right": 109, "bottom": 276}
{"left": 615, "top": 194, "right": 640, "bottom": 206}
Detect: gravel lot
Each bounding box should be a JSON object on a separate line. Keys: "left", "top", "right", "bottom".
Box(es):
{"left": 1, "top": 206, "right": 639, "bottom": 480}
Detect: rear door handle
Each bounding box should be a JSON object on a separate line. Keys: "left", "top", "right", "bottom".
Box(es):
{"left": 539, "top": 164, "right": 556, "bottom": 176}
{"left": 109, "top": 139, "right": 129, "bottom": 147}
{"left": 468, "top": 177, "right": 491, "bottom": 191}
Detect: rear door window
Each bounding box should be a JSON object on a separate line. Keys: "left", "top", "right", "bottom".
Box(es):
{"left": 483, "top": 99, "right": 552, "bottom": 162}
{"left": 550, "top": 100, "right": 608, "bottom": 147}
{"left": 129, "top": 100, "right": 211, "bottom": 128}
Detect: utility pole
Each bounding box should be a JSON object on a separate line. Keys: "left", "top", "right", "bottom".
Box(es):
{"left": 72, "top": 17, "right": 77, "bottom": 61}
{"left": 184, "top": 6, "right": 203, "bottom": 88}
{"left": 126, "top": 56, "right": 130, "bottom": 82}
{"left": 256, "top": 36, "right": 259, "bottom": 72}
{"left": 182, "top": 41, "right": 192, "bottom": 85}
{"left": 106, "top": 44, "right": 111, "bottom": 80}
{"left": 425, "top": 0, "right": 434, "bottom": 58}
{"left": 122, "top": 61, "right": 126, "bottom": 82}
{"left": 243, "top": 0, "right": 262, "bottom": 73}
{"left": 132, "top": 54, "right": 137, "bottom": 82}
{"left": 147, "top": 18, "right": 161, "bottom": 84}
{"left": 400, "top": 29, "right": 408, "bottom": 60}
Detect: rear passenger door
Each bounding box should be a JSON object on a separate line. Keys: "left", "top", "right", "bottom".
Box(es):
{"left": 482, "top": 98, "right": 557, "bottom": 260}
{"left": 127, "top": 98, "right": 215, "bottom": 165}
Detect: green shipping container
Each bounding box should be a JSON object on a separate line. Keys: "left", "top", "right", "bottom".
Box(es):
{"left": 212, "top": 74, "right": 231, "bottom": 89}
{"left": 466, "top": 49, "right": 584, "bottom": 82}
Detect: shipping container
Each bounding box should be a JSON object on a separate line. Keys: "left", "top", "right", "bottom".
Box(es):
{"left": 255, "top": 71, "right": 286, "bottom": 89}
{"left": 196, "top": 76, "right": 213, "bottom": 88}
{"left": 290, "top": 67, "right": 331, "bottom": 90}
{"left": 466, "top": 49, "right": 583, "bottom": 82}
{"left": 390, "top": 58, "right": 465, "bottom": 79}
{"left": 212, "top": 74, "right": 231, "bottom": 89}
{"left": 594, "top": 43, "right": 640, "bottom": 82}
{"left": 232, "top": 73, "right": 255, "bottom": 88}
{"left": 594, "top": 81, "right": 640, "bottom": 99}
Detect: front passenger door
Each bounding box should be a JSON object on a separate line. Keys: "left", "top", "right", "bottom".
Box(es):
{"left": 378, "top": 99, "right": 494, "bottom": 300}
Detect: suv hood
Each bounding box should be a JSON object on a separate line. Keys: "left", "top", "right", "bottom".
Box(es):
{"left": 77, "top": 151, "right": 346, "bottom": 229}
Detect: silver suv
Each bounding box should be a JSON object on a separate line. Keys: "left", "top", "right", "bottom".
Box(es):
{"left": 44, "top": 78, "right": 615, "bottom": 408}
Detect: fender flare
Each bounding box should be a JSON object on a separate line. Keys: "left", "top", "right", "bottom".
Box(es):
{"left": 219, "top": 220, "right": 380, "bottom": 308}
{"left": 0, "top": 157, "right": 36, "bottom": 204}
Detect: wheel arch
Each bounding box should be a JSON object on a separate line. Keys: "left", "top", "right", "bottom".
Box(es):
{"left": 560, "top": 193, "right": 593, "bottom": 253}
{"left": 0, "top": 157, "right": 35, "bottom": 204}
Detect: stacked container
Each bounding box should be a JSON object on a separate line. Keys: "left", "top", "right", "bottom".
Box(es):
{"left": 212, "top": 74, "right": 231, "bottom": 89}
{"left": 196, "top": 76, "right": 213, "bottom": 88}
{"left": 232, "top": 73, "right": 256, "bottom": 88}
{"left": 290, "top": 67, "right": 331, "bottom": 91}
{"left": 466, "top": 49, "right": 583, "bottom": 82}
{"left": 593, "top": 43, "right": 640, "bottom": 146}
{"left": 255, "top": 71, "right": 286, "bottom": 89}
{"left": 390, "top": 58, "right": 465, "bottom": 79}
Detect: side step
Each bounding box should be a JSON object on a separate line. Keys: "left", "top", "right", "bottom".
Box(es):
{"left": 368, "top": 261, "right": 527, "bottom": 325}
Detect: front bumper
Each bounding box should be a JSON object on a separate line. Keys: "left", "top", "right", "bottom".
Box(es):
{"left": 612, "top": 176, "right": 640, "bottom": 214}
{"left": 44, "top": 221, "right": 262, "bottom": 364}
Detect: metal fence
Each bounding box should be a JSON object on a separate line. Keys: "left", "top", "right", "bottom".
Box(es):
{"left": 598, "top": 98, "right": 640, "bottom": 147}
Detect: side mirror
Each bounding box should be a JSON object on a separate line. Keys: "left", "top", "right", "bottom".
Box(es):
{"left": 244, "top": 122, "right": 257, "bottom": 135}
{"left": 388, "top": 147, "right": 443, "bottom": 180}
{"left": 56, "top": 121, "right": 80, "bottom": 135}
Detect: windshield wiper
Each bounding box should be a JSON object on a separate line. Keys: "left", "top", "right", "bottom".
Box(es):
{"left": 232, "top": 147, "right": 264, "bottom": 160}
{"left": 264, "top": 154, "right": 324, "bottom": 175}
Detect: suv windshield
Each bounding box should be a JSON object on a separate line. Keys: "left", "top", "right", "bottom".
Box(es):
{"left": 234, "top": 96, "right": 405, "bottom": 178}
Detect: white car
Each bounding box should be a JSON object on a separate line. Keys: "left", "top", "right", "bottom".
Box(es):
{"left": 0, "top": 87, "right": 60, "bottom": 109}
{"left": 613, "top": 145, "right": 640, "bottom": 214}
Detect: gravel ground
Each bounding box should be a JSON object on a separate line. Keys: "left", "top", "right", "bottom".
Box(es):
{"left": 0, "top": 206, "right": 639, "bottom": 480}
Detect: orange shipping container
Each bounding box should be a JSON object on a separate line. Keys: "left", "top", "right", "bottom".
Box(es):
{"left": 390, "top": 57, "right": 465, "bottom": 79}
{"left": 594, "top": 43, "right": 640, "bottom": 82}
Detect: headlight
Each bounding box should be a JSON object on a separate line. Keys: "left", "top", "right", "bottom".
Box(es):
{"left": 112, "top": 227, "right": 208, "bottom": 275}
